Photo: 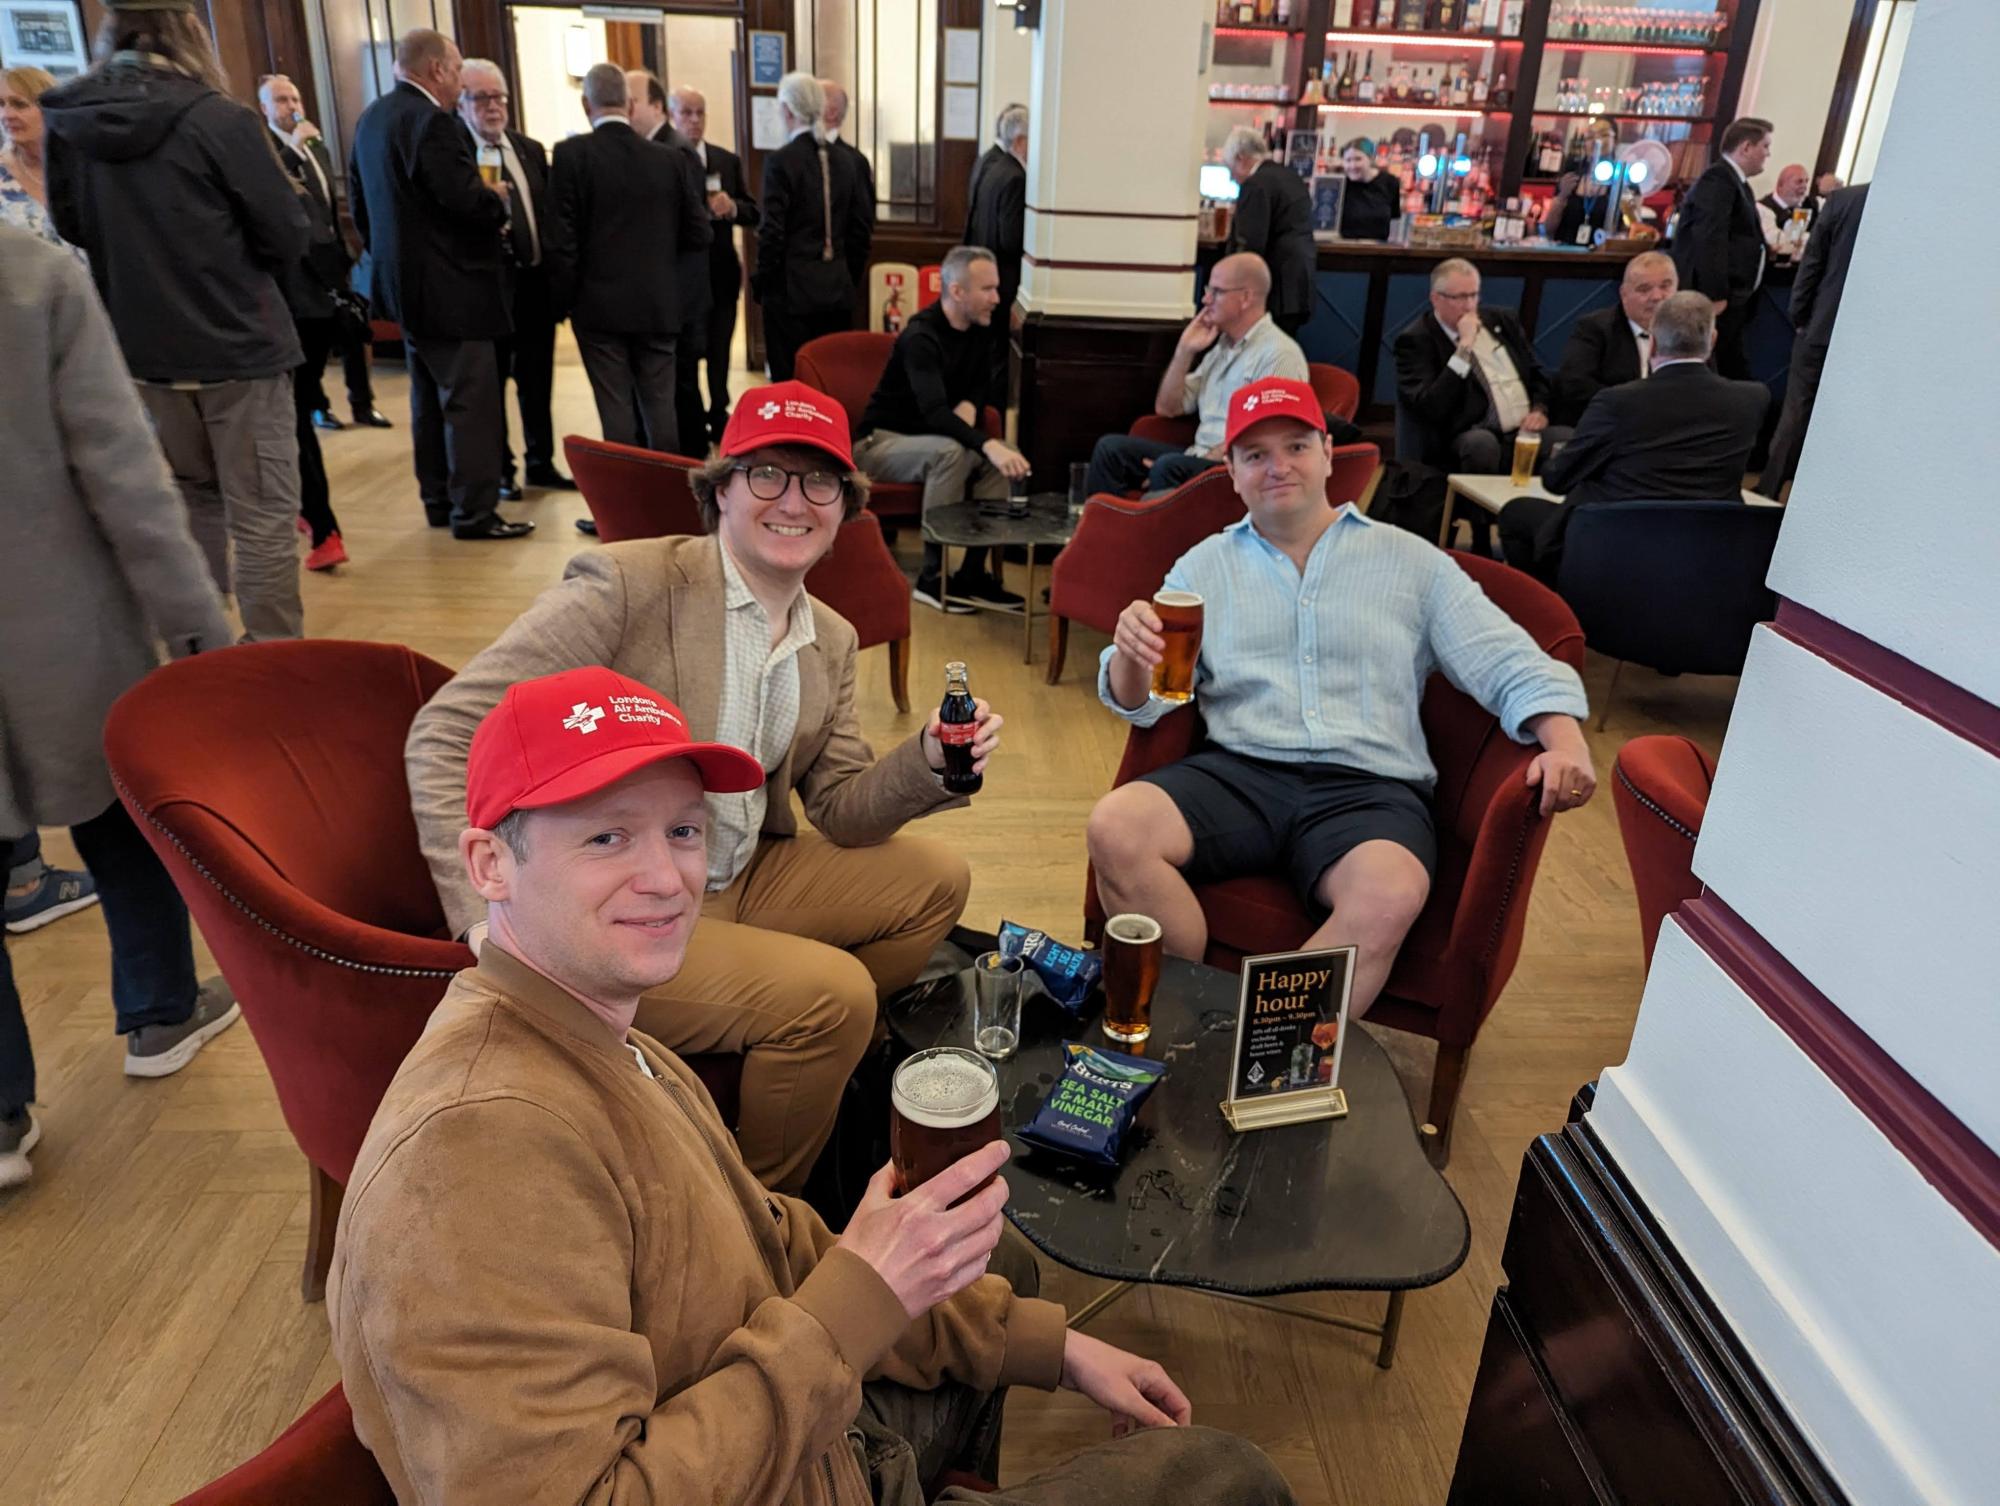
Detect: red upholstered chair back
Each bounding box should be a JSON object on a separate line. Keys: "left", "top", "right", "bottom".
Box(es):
{"left": 1050, "top": 468, "right": 1247, "bottom": 637}
{"left": 1309, "top": 361, "right": 1362, "bottom": 422}
{"left": 174, "top": 1385, "right": 392, "bottom": 1506}
{"left": 805, "top": 510, "right": 912, "bottom": 655}
{"left": 565, "top": 435, "right": 707, "bottom": 541}
{"left": 1323, "top": 441, "right": 1380, "bottom": 508}
{"left": 105, "top": 641, "right": 471, "bottom": 1186}
{"left": 1612, "top": 734, "right": 1715, "bottom": 966}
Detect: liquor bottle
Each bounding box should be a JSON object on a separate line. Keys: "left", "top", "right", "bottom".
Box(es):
{"left": 1452, "top": 67, "right": 1470, "bottom": 106}
{"left": 1490, "top": 68, "right": 1509, "bottom": 107}
{"left": 1471, "top": 68, "right": 1488, "bottom": 105}
{"left": 938, "top": 663, "right": 982, "bottom": 796}
{"left": 1276, "top": 0, "right": 1293, "bottom": 23}
{"left": 1338, "top": 49, "right": 1357, "bottom": 102}
{"left": 1332, "top": 0, "right": 1354, "bottom": 27}
{"left": 1358, "top": 51, "right": 1376, "bottom": 102}
{"left": 1256, "top": 0, "right": 1276, "bottom": 23}
{"left": 1398, "top": 0, "right": 1426, "bottom": 31}
{"left": 1376, "top": 0, "right": 1397, "bottom": 29}
{"left": 1437, "top": 0, "right": 1460, "bottom": 29}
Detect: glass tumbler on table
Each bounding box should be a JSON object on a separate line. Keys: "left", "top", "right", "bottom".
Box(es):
{"left": 971, "top": 950, "right": 1023, "bottom": 1060}
{"left": 1068, "top": 462, "right": 1090, "bottom": 521}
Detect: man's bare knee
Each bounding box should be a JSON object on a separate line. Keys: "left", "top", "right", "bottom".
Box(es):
{"left": 1086, "top": 784, "right": 1188, "bottom": 876}
{"left": 1320, "top": 845, "right": 1430, "bottom": 948}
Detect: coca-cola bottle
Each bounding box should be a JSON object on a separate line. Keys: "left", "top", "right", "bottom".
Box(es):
{"left": 938, "top": 662, "right": 982, "bottom": 795}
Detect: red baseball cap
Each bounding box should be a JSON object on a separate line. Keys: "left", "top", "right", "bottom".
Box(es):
{"left": 1223, "top": 376, "right": 1328, "bottom": 452}
{"left": 465, "top": 667, "right": 764, "bottom": 831}
{"left": 718, "top": 381, "right": 855, "bottom": 470}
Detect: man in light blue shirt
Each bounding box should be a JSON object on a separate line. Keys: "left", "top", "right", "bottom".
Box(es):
{"left": 1087, "top": 377, "right": 1596, "bottom": 1020}
{"left": 1080, "top": 252, "right": 1308, "bottom": 499}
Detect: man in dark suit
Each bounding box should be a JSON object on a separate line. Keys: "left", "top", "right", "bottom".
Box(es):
{"left": 1671, "top": 117, "right": 1773, "bottom": 381}
{"left": 1499, "top": 292, "right": 1768, "bottom": 585}
{"left": 627, "top": 70, "right": 715, "bottom": 458}
{"left": 1759, "top": 182, "right": 1868, "bottom": 498}
{"left": 548, "top": 64, "right": 711, "bottom": 454}
{"left": 819, "top": 79, "right": 877, "bottom": 262}
{"left": 964, "top": 102, "right": 1027, "bottom": 401}
{"left": 348, "top": 29, "right": 528, "bottom": 540}
{"left": 1551, "top": 250, "right": 1678, "bottom": 425}
{"left": 1223, "top": 127, "right": 1315, "bottom": 338}
{"left": 1393, "top": 257, "right": 1555, "bottom": 476}
{"left": 669, "top": 84, "right": 760, "bottom": 446}
{"left": 457, "top": 59, "right": 570, "bottom": 497}
{"left": 756, "top": 73, "right": 872, "bottom": 382}
{"left": 257, "top": 74, "right": 389, "bottom": 432}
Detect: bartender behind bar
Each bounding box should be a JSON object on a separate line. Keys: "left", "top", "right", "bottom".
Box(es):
{"left": 1337, "top": 140, "right": 1401, "bottom": 241}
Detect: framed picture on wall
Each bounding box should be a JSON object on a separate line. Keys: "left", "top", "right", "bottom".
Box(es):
{"left": 0, "top": 0, "right": 87, "bottom": 79}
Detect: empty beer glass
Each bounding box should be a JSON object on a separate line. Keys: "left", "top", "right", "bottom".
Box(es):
{"left": 972, "top": 951, "right": 1023, "bottom": 1060}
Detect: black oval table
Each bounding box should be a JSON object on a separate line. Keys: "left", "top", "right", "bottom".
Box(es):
{"left": 920, "top": 494, "right": 1077, "bottom": 664}
{"left": 886, "top": 931, "right": 1471, "bottom": 1368}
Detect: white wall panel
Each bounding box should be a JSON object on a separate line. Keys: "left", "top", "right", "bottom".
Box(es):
{"left": 1694, "top": 626, "right": 2000, "bottom": 1148}
{"left": 1591, "top": 923, "right": 2000, "bottom": 1506}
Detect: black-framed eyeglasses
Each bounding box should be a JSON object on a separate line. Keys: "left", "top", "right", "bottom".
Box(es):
{"left": 732, "top": 463, "right": 845, "bottom": 507}
{"left": 466, "top": 91, "right": 510, "bottom": 107}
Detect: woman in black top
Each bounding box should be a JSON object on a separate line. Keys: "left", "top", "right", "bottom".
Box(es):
{"left": 1337, "top": 140, "right": 1402, "bottom": 241}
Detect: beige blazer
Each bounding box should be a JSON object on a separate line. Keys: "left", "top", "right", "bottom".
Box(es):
{"left": 407, "top": 534, "right": 959, "bottom": 937}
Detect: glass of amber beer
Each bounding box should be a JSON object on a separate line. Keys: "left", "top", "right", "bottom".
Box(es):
{"left": 890, "top": 1047, "right": 1001, "bottom": 1194}
{"left": 1509, "top": 429, "right": 1541, "bottom": 487}
{"left": 1102, "top": 913, "right": 1163, "bottom": 1044}
{"left": 476, "top": 143, "right": 503, "bottom": 186}
{"left": 1150, "top": 590, "right": 1203, "bottom": 704}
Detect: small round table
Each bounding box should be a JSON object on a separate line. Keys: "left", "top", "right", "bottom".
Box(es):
{"left": 921, "top": 494, "right": 1078, "bottom": 663}
{"left": 885, "top": 931, "right": 1471, "bottom": 1369}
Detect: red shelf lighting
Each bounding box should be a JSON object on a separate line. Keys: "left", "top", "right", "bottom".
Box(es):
{"left": 1325, "top": 29, "right": 1497, "bottom": 50}
{"left": 1317, "top": 102, "right": 1509, "bottom": 118}
{"left": 1214, "top": 26, "right": 1307, "bottom": 39}
{"left": 1544, "top": 40, "right": 1719, "bottom": 57}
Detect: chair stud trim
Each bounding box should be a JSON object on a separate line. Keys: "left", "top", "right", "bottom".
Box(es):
{"left": 112, "top": 773, "right": 462, "bottom": 981}
{"left": 1477, "top": 803, "right": 1539, "bottom": 969}
{"left": 1614, "top": 763, "right": 1698, "bottom": 841}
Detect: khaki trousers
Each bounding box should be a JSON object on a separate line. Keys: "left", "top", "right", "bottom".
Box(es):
{"left": 635, "top": 830, "right": 970, "bottom": 1192}
{"left": 140, "top": 376, "right": 303, "bottom": 642}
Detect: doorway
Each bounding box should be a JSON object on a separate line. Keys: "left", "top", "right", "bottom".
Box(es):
{"left": 506, "top": 4, "right": 743, "bottom": 157}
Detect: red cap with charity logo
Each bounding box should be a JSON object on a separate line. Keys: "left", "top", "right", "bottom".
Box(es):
{"left": 718, "top": 380, "right": 855, "bottom": 470}
{"left": 1222, "top": 376, "right": 1328, "bottom": 452}
{"left": 465, "top": 667, "right": 765, "bottom": 831}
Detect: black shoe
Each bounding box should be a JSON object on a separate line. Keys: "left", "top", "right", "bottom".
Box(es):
{"left": 425, "top": 508, "right": 451, "bottom": 528}
{"left": 311, "top": 409, "right": 345, "bottom": 432}
{"left": 913, "top": 572, "right": 974, "bottom": 614}
{"left": 353, "top": 408, "right": 393, "bottom": 428}
{"left": 950, "top": 569, "right": 1024, "bottom": 611}
{"left": 498, "top": 480, "right": 525, "bottom": 502}
{"left": 525, "top": 466, "right": 578, "bottom": 491}
{"left": 575, "top": 517, "right": 599, "bottom": 536}
{"left": 453, "top": 517, "right": 535, "bottom": 540}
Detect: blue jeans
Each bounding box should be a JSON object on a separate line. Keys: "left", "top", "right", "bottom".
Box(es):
{"left": 1083, "top": 434, "right": 1223, "bottom": 499}
{"left": 0, "top": 802, "right": 198, "bottom": 1117}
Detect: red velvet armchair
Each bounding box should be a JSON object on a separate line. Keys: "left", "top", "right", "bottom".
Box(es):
{"left": 1043, "top": 443, "right": 1380, "bottom": 684}
{"left": 1081, "top": 554, "right": 1587, "bottom": 1162}
{"left": 565, "top": 436, "right": 912, "bottom": 713}
{"left": 795, "top": 331, "right": 1001, "bottom": 522}
{"left": 1127, "top": 361, "right": 1362, "bottom": 451}
{"left": 174, "top": 1385, "right": 392, "bottom": 1505}
{"left": 1611, "top": 734, "right": 1715, "bottom": 966}
{"left": 104, "top": 641, "right": 750, "bottom": 1302}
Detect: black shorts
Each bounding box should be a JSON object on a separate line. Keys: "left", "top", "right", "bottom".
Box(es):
{"left": 1141, "top": 749, "right": 1437, "bottom": 907}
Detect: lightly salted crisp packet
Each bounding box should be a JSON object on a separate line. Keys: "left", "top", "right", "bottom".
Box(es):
{"left": 996, "top": 919, "right": 1103, "bottom": 1014}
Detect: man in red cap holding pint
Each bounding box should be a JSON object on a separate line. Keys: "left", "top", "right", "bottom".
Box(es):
{"left": 405, "top": 381, "right": 1002, "bottom": 1195}
{"left": 335, "top": 666, "right": 1293, "bottom": 1506}
{"left": 1087, "top": 377, "right": 1597, "bottom": 1024}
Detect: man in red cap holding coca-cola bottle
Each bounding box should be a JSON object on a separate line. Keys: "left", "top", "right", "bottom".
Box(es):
{"left": 406, "top": 381, "right": 1003, "bottom": 1194}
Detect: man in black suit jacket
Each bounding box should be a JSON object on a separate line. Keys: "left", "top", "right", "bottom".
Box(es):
{"left": 1760, "top": 182, "right": 1868, "bottom": 497}
{"left": 756, "top": 74, "right": 873, "bottom": 381}
{"left": 1552, "top": 250, "right": 1679, "bottom": 425}
{"left": 348, "top": 29, "right": 527, "bottom": 539}
{"left": 1499, "top": 292, "right": 1768, "bottom": 586}
{"left": 627, "top": 71, "right": 716, "bottom": 458}
{"left": 457, "top": 60, "right": 569, "bottom": 496}
{"left": 548, "top": 64, "right": 711, "bottom": 454}
{"left": 964, "top": 103, "right": 1027, "bottom": 400}
{"left": 669, "top": 84, "right": 760, "bottom": 446}
{"left": 1670, "top": 117, "right": 1773, "bottom": 381}
{"left": 1224, "top": 128, "right": 1316, "bottom": 338}
{"left": 819, "top": 79, "right": 877, "bottom": 262}
{"left": 1393, "top": 258, "right": 1556, "bottom": 489}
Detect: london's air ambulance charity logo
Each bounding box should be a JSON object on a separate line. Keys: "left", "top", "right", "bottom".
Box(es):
{"left": 563, "top": 702, "right": 606, "bottom": 735}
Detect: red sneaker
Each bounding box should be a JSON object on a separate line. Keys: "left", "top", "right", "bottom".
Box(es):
{"left": 305, "top": 532, "right": 349, "bottom": 571}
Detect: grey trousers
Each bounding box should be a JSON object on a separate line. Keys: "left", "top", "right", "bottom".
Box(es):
{"left": 575, "top": 327, "right": 679, "bottom": 453}
{"left": 140, "top": 376, "right": 303, "bottom": 642}
{"left": 852, "top": 430, "right": 1009, "bottom": 574}
{"left": 406, "top": 335, "right": 504, "bottom": 530}
{"left": 860, "top": 1232, "right": 1294, "bottom": 1506}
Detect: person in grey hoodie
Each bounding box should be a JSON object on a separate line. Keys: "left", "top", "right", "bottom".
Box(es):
{"left": 42, "top": 0, "right": 310, "bottom": 642}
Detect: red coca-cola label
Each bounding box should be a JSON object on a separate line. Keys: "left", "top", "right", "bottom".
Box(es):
{"left": 937, "top": 721, "right": 977, "bottom": 746}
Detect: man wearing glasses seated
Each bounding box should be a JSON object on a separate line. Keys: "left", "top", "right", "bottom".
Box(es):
{"left": 1079, "top": 251, "right": 1307, "bottom": 501}
{"left": 406, "top": 383, "right": 1003, "bottom": 1194}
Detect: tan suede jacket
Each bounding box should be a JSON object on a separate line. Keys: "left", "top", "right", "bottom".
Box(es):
{"left": 329, "top": 946, "right": 1066, "bottom": 1505}
{"left": 405, "top": 534, "right": 963, "bottom": 939}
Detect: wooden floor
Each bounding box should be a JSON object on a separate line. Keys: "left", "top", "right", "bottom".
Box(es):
{"left": 0, "top": 336, "right": 1739, "bottom": 1504}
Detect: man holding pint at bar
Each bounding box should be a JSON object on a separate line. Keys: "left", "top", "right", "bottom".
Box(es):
{"left": 334, "top": 665, "right": 1294, "bottom": 1505}
{"left": 1087, "top": 376, "right": 1595, "bottom": 1021}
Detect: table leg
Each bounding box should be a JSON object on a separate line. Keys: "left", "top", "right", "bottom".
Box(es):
{"left": 1022, "top": 555, "right": 1037, "bottom": 664}
{"left": 1375, "top": 1289, "right": 1406, "bottom": 1370}
{"left": 1067, "top": 1281, "right": 1135, "bottom": 1330}
{"left": 1437, "top": 484, "right": 1460, "bottom": 549}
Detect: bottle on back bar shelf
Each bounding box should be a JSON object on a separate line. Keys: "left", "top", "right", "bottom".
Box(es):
{"left": 1359, "top": 51, "right": 1376, "bottom": 102}
{"left": 938, "top": 662, "right": 982, "bottom": 796}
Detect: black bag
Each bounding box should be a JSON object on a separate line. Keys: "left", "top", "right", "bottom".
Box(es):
{"left": 1368, "top": 461, "right": 1450, "bottom": 541}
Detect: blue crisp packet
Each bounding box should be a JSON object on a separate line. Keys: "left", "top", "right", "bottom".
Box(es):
{"left": 997, "top": 920, "right": 1102, "bottom": 1014}
{"left": 1016, "top": 1043, "right": 1166, "bottom": 1167}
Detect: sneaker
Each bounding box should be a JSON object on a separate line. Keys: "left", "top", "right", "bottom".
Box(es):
{"left": 0, "top": 1110, "right": 39, "bottom": 1190}
{"left": 913, "top": 573, "right": 975, "bottom": 614}
{"left": 124, "top": 979, "right": 240, "bottom": 1079}
{"left": 6, "top": 866, "right": 99, "bottom": 934}
{"left": 304, "top": 532, "right": 349, "bottom": 572}
{"left": 949, "top": 569, "right": 1024, "bottom": 612}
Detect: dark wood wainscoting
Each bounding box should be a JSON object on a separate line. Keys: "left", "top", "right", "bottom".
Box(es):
{"left": 1449, "top": 1092, "right": 1849, "bottom": 1506}
{"left": 1013, "top": 311, "right": 1183, "bottom": 482}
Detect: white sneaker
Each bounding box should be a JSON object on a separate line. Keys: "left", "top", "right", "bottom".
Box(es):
{"left": 0, "top": 1109, "right": 40, "bottom": 1190}
{"left": 124, "top": 979, "right": 240, "bottom": 1079}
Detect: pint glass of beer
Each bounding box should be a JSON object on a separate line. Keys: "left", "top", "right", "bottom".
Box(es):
{"left": 1102, "top": 913, "right": 1163, "bottom": 1044}
{"left": 890, "top": 1047, "right": 1001, "bottom": 1194}
{"left": 1510, "top": 430, "right": 1542, "bottom": 487}
{"left": 477, "top": 144, "right": 503, "bottom": 186}
{"left": 1150, "top": 590, "right": 1204, "bottom": 704}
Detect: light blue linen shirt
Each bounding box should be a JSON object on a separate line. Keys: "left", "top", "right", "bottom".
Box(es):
{"left": 1096, "top": 508, "right": 1588, "bottom": 788}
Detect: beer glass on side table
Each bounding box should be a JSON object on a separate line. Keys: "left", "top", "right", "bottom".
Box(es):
{"left": 891, "top": 1047, "right": 1002, "bottom": 1194}
{"left": 1102, "top": 913, "right": 1163, "bottom": 1044}
{"left": 1151, "top": 590, "right": 1203, "bottom": 704}
{"left": 1510, "top": 429, "right": 1541, "bottom": 487}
